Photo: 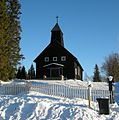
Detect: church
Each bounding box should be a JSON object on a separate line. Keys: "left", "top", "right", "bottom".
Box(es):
{"left": 34, "top": 21, "right": 83, "bottom": 80}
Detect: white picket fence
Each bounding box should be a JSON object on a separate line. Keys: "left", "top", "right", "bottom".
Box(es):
{"left": 30, "top": 82, "right": 110, "bottom": 102}
{"left": 0, "top": 81, "right": 110, "bottom": 102}
{"left": 0, "top": 83, "right": 30, "bottom": 95}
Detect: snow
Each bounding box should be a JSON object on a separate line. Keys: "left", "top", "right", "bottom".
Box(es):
{"left": 0, "top": 80, "right": 119, "bottom": 120}
{"left": 27, "top": 79, "right": 109, "bottom": 90}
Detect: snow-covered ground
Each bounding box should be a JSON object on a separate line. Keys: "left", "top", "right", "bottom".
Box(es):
{"left": 27, "top": 79, "right": 109, "bottom": 90}
{"left": 0, "top": 80, "right": 119, "bottom": 120}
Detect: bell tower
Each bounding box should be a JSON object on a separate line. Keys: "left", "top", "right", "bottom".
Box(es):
{"left": 50, "top": 17, "right": 64, "bottom": 47}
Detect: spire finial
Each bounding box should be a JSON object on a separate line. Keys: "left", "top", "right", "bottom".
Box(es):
{"left": 56, "top": 16, "right": 59, "bottom": 23}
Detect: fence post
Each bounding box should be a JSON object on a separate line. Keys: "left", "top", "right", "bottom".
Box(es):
{"left": 88, "top": 81, "right": 92, "bottom": 108}
{"left": 107, "top": 76, "right": 114, "bottom": 104}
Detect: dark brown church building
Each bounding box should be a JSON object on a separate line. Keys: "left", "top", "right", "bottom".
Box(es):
{"left": 34, "top": 22, "right": 83, "bottom": 80}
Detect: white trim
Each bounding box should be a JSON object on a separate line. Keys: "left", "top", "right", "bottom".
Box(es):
{"left": 61, "top": 56, "right": 66, "bottom": 61}
{"left": 44, "top": 57, "right": 49, "bottom": 62}
{"left": 53, "top": 57, "right": 57, "bottom": 61}
{"left": 43, "top": 63, "right": 64, "bottom": 67}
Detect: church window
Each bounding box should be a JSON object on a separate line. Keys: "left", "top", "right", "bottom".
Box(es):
{"left": 44, "top": 57, "right": 49, "bottom": 62}
{"left": 61, "top": 56, "right": 66, "bottom": 61}
{"left": 53, "top": 57, "right": 57, "bottom": 61}
{"left": 78, "top": 66, "right": 80, "bottom": 76}
{"left": 75, "top": 68, "right": 78, "bottom": 75}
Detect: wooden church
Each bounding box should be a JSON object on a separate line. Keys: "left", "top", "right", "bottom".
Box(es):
{"left": 34, "top": 21, "right": 83, "bottom": 80}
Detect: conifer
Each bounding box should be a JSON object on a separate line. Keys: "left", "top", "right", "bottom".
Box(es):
{"left": 0, "top": 0, "right": 23, "bottom": 81}
{"left": 93, "top": 64, "right": 101, "bottom": 82}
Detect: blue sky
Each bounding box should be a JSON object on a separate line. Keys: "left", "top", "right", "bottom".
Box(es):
{"left": 20, "top": 0, "right": 119, "bottom": 77}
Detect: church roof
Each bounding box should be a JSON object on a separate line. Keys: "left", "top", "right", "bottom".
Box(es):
{"left": 34, "top": 42, "right": 83, "bottom": 71}
{"left": 51, "top": 23, "right": 64, "bottom": 47}
{"left": 51, "top": 23, "right": 62, "bottom": 32}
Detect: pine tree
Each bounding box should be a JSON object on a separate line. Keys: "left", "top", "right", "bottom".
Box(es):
{"left": 28, "top": 64, "right": 35, "bottom": 79}
{"left": 21, "top": 66, "right": 27, "bottom": 79}
{"left": 0, "top": 0, "right": 11, "bottom": 81}
{"left": 0, "top": 0, "right": 23, "bottom": 81}
{"left": 16, "top": 66, "right": 22, "bottom": 79}
{"left": 7, "top": 0, "right": 23, "bottom": 79}
{"left": 16, "top": 66, "right": 26, "bottom": 79}
{"left": 93, "top": 64, "right": 101, "bottom": 82}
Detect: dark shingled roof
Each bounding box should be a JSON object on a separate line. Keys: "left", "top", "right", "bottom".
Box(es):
{"left": 34, "top": 42, "right": 83, "bottom": 71}
{"left": 51, "top": 23, "right": 63, "bottom": 33}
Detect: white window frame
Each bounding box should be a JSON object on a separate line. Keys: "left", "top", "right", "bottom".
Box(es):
{"left": 61, "top": 56, "right": 66, "bottom": 61}
{"left": 78, "top": 66, "right": 80, "bottom": 76}
{"left": 44, "top": 57, "right": 49, "bottom": 62}
{"left": 75, "top": 68, "right": 78, "bottom": 75}
{"left": 53, "top": 57, "right": 57, "bottom": 61}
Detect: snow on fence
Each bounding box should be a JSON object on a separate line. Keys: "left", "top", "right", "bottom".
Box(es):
{"left": 30, "top": 82, "right": 110, "bottom": 102}
{"left": 0, "top": 82, "right": 30, "bottom": 95}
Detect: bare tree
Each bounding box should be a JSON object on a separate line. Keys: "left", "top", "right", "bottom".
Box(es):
{"left": 101, "top": 53, "right": 119, "bottom": 82}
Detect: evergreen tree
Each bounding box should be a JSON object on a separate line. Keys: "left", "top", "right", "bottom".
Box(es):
{"left": 21, "top": 66, "right": 27, "bottom": 79}
{"left": 16, "top": 66, "right": 26, "bottom": 79}
{"left": 7, "top": 0, "right": 23, "bottom": 79}
{"left": 0, "top": 0, "right": 11, "bottom": 81}
{"left": 93, "top": 64, "right": 101, "bottom": 82}
{"left": 0, "top": 0, "right": 23, "bottom": 81}
{"left": 16, "top": 66, "right": 22, "bottom": 79}
{"left": 28, "top": 64, "right": 35, "bottom": 79}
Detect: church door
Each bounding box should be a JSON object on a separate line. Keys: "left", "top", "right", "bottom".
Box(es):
{"left": 50, "top": 68, "right": 60, "bottom": 77}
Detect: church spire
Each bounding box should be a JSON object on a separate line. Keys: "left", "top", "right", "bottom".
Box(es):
{"left": 56, "top": 16, "right": 59, "bottom": 23}
{"left": 51, "top": 19, "right": 64, "bottom": 47}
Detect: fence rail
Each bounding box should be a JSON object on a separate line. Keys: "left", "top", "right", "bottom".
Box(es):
{"left": 30, "top": 83, "right": 110, "bottom": 102}
{"left": 0, "top": 81, "right": 110, "bottom": 102}
{"left": 0, "top": 83, "right": 30, "bottom": 95}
